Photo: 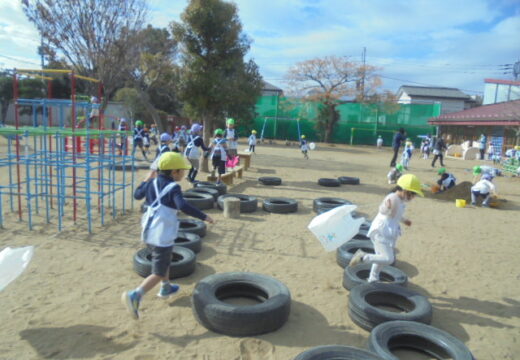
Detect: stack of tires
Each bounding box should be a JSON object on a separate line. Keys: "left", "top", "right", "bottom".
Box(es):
{"left": 334, "top": 222, "right": 475, "bottom": 359}
{"left": 133, "top": 219, "right": 208, "bottom": 280}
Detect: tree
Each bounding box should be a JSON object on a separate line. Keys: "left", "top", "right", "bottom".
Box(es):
{"left": 22, "top": 0, "right": 148, "bottom": 101}
{"left": 172, "top": 0, "right": 263, "bottom": 143}
{"left": 285, "top": 56, "right": 378, "bottom": 143}
{"left": 114, "top": 87, "right": 147, "bottom": 121}
{"left": 126, "top": 25, "right": 180, "bottom": 132}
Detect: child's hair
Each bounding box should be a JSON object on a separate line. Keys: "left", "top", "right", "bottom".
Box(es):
{"left": 159, "top": 169, "right": 172, "bottom": 176}
{"left": 390, "top": 185, "right": 403, "bottom": 193}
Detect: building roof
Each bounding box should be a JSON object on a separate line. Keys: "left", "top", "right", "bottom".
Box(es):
{"left": 398, "top": 85, "right": 470, "bottom": 100}
{"left": 485, "top": 78, "right": 520, "bottom": 86}
{"left": 429, "top": 99, "right": 520, "bottom": 126}
{"left": 262, "top": 80, "right": 283, "bottom": 93}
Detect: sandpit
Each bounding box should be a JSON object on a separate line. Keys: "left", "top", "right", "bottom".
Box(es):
{"left": 0, "top": 139, "right": 519, "bottom": 359}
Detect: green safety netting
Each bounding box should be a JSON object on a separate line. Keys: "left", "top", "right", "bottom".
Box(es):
{"left": 241, "top": 96, "right": 441, "bottom": 146}
{"left": 0, "top": 126, "right": 131, "bottom": 138}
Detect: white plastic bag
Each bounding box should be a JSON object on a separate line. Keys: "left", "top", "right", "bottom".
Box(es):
{"left": 309, "top": 142, "right": 316, "bottom": 150}
{"left": 0, "top": 246, "right": 34, "bottom": 292}
{"left": 308, "top": 205, "right": 364, "bottom": 251}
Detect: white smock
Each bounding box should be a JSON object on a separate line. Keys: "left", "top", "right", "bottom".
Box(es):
{"left": 185, "top": 135, "right": 201, "bottom": 160}
{"left": 367, "top": 192, "right": 406, "bottom": 247}
{"left": 248, "top": 134, "right": 257, "bottom": 146}
{"left": 225, "top": 128, "right": 237, "bottom": 150}
{"left": 441, "top": 174, "right": 456, "bottom": 188}
{"left": 210, "top": 138, "right": 227, "bottom": 161}
{"left": 141, "top": 179, "right": 179, "bottom": 247}
{"left": 471, "top": 179, "right": 496, "bottom": 195}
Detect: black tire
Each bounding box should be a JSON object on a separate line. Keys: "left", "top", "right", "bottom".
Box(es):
{"left": 133, "top": 246, "right": 196, "bottom": 279}
{"left": 217, "top": 194, "right": 258, "bottom": 213}
{"left": 336, "top": 240, "right": 375, "bottom": 268}
{"left": 182, "top": 192, "right": 214, "bottom": 210}
{"left": 294, "top": 345, "right": 384, "bottom": 360}
{"left": 313, "top": 197, "right": 352, "bottom": 213}
{"left": 343, "top": 264, "right": 408, "bottom": 290}
{"left": 188, "top": 186, "right": 219, "bottom": 201}
{"left": 353, "top": 233, "right": 371, "bottom": 241}
{"left": 318, "top": 178, "right": 341, "bottom": 187}
{"left": 338, "top": 176, "right": 360, "bottom": 185}
{"left": 263, "top": 198, "right": 298, "bottom": 214}
{"left": 259, "top": 177, "right": 282, "bottom": 186}
{"left": 173, "top": 231, "right": 202, "bottom": 253}
{"left": 195, "top": 181, "right": 227, "bottom": 196}
{"left": 112, "top": 162, "right": 150, "bottom": 171}
{"left": 192, "top": 272, "right": 291, "bottom": 336}
{"left": 348, "top": 283, "right": 432, "bottom": 331}
{"left": 178, "top": 218, "right": 207, "bottom": 237}
{"left": 369, "top": 321, "right": 475, "bottom": 360}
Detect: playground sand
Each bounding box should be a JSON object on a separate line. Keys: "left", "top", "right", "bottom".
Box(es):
{"left": 0, "top": 139, "right": 519, "bottom": 360}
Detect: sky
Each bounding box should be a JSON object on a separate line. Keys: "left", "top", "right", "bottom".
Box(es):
{"left": 1, "top": 0, "right": 519, "bottom": 96}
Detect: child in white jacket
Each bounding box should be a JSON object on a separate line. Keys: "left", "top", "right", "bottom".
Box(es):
{"left": 248, "top": 130, "right": 257, "bottom": 153}
{"left": 471, "top": 174, "right": 496, "bottom": 207}
{"left": 349, "top": 174, "right": 423, "bottom": 283}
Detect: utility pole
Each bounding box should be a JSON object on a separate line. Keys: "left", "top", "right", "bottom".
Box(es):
{"left": 361, "top": 47, "right": 366, "bottom": 102}
{"left": 513, "top": 60, "right": 520, "bottom": 81}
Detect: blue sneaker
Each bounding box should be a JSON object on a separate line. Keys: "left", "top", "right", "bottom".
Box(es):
{"left": 157, "top": 283, "right": 180, "bottom": 299}
{"left": 121, "top": 290, "right": 141, "bottom": 320}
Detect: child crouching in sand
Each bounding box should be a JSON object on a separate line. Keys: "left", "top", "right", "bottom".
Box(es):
{"left": 349, "top": 174, "right": 423, "bottom": 282}
{"left": 122, "top": 152, "right": 214, "bottom": 320}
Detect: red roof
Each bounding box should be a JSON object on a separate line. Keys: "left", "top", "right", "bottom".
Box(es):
{"left": 484, "top": 78, "right": 520, "bottom": 86}
{"left": 429, "top": 100, "right": 520, "bottom": 126}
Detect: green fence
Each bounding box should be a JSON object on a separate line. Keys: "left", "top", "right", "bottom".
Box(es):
{"left": 245, "top": 96, "right": 440, "bottom": 147}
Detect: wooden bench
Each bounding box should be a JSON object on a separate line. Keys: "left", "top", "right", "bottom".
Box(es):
{"left": 238, "top": 152, "right": 252, "bottom": 170}
{"left": 206, "top": 171, "right": 235, "bottom": 185}
{"left": 234, "top": 165, "right": 244, "bottom": 179}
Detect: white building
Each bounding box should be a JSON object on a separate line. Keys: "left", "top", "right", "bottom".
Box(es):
{"left": 396, "top": 85, "right": 474, "bottom": 115}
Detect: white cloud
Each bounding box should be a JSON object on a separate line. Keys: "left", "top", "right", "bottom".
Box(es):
{"left": 1, "top": 0, "right": 517, "bottom": 94}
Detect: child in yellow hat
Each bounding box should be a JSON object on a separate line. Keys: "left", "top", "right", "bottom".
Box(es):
{"left": 122, "top": 152, "right": 214, "bottom": 320}
{"left": 349, "top": 174, "right": 423, "bottom": 282}
{"left": 248, "top": 130, "right": 257, "bottom": 153}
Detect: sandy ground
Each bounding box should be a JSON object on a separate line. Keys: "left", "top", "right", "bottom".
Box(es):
{"left": 0, "top": 139, "right": 519, "bottom": 360}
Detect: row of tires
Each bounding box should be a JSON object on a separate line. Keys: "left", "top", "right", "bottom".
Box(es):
{"left": 258, "top": 176, "right": 360, "bottom": 187}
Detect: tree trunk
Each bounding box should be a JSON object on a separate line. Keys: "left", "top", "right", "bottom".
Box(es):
{"left": 324, "top": 104, "right": 335, "bottom": 143}
{"left": 0, "top": 101, "right": 8, "bottom": 125}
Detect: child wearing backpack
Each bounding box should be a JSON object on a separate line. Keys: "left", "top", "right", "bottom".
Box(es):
{"left": 208, "top": 129, "right": 228, "bottom": 184}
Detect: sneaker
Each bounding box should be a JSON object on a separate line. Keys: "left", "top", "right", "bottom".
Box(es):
{"left": 471, "top": 202, "right": 476, "bottom": 206}
{"left": 482, "top": 203, "right": 490, "bottom": 208}
{"left": 349, "top": 249, "right": 367, "bottom": 267}
{"left": 157, "top": 283, "right": 180, "bottom": 299}
{"left": 122, "top": 290, "right": 141, "bottom": 320}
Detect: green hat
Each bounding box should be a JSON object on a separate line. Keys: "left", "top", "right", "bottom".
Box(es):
{"left": 473, "top": 165, "right": 481, "bottom": 175}
{"left": 396, "top": 164, "right": 404, "bottom": 172}
{"left": 135, "top": 120, "right": 143, "bottom": 127}
{"left": 437, "top": 167, "right": 446, "bottom": 175}
{"left": 214, "top": 128, "right": 224, "bottom": 136}
{"left": 226, "top": 118, "right": 235, "bottom": 125}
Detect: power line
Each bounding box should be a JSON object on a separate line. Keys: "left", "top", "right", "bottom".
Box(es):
{"left": 0, "top": 53, "right": 41, "bottom": 66}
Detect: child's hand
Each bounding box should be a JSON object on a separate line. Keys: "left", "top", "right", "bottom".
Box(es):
{"left": 403, "top": 219, "right": 412, "bottom": 226}
{"left": 205, "top": 215, "right": 215, "bottom": 224}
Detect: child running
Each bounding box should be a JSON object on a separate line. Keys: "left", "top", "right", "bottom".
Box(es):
{"left": 300, "top": 135, "right": 309, "bottom": 159}
{"left": 387, "top": 164, "right": 404, "bottom": 184}
{"left": 471, "top": 174, "right": 497, "bottom": 207}
{"left": 349, "top": 174, "right": 423, "bottom": 283}
{"left": 133, "top": 120, "right": 148, "bottom": 160}
{"left": 436, "top": 167, "right": 456, "bottom": 192}
{"left": 248, "top": 130, "right": 257, "bottom": 153}
{"left": 208, "top": 129, "right": 228, "bottom": 184}
{"left": 224, "top": 118, "right": 238, "bottom": 158}
{"left": 401, "top": 139, "right": 413, "bottom": 169}
{"left": 184, "top": 123, "right": 209, "bottom": 183}
{"left": 122, "top": 152, "right": 214, "bottom": 320}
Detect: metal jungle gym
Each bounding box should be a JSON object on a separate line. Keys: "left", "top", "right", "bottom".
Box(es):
{"left": 0, "top": 69, "right": 135, "bottom": 233}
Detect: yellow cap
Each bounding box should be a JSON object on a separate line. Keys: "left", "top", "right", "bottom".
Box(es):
{"left": 252, "top": 130, "right": 257, "bottom": 134}
{"left": 301, "top": 135, "right": 306, "bottom": 139}
{"left": 158, "top": 152, "right": 191, "bottom": 170}
{"left": 397, "top": 174, "right": 424, "bottom": 197}
{"left": 515, "top": 145, "right": 520, "bottom": 151}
